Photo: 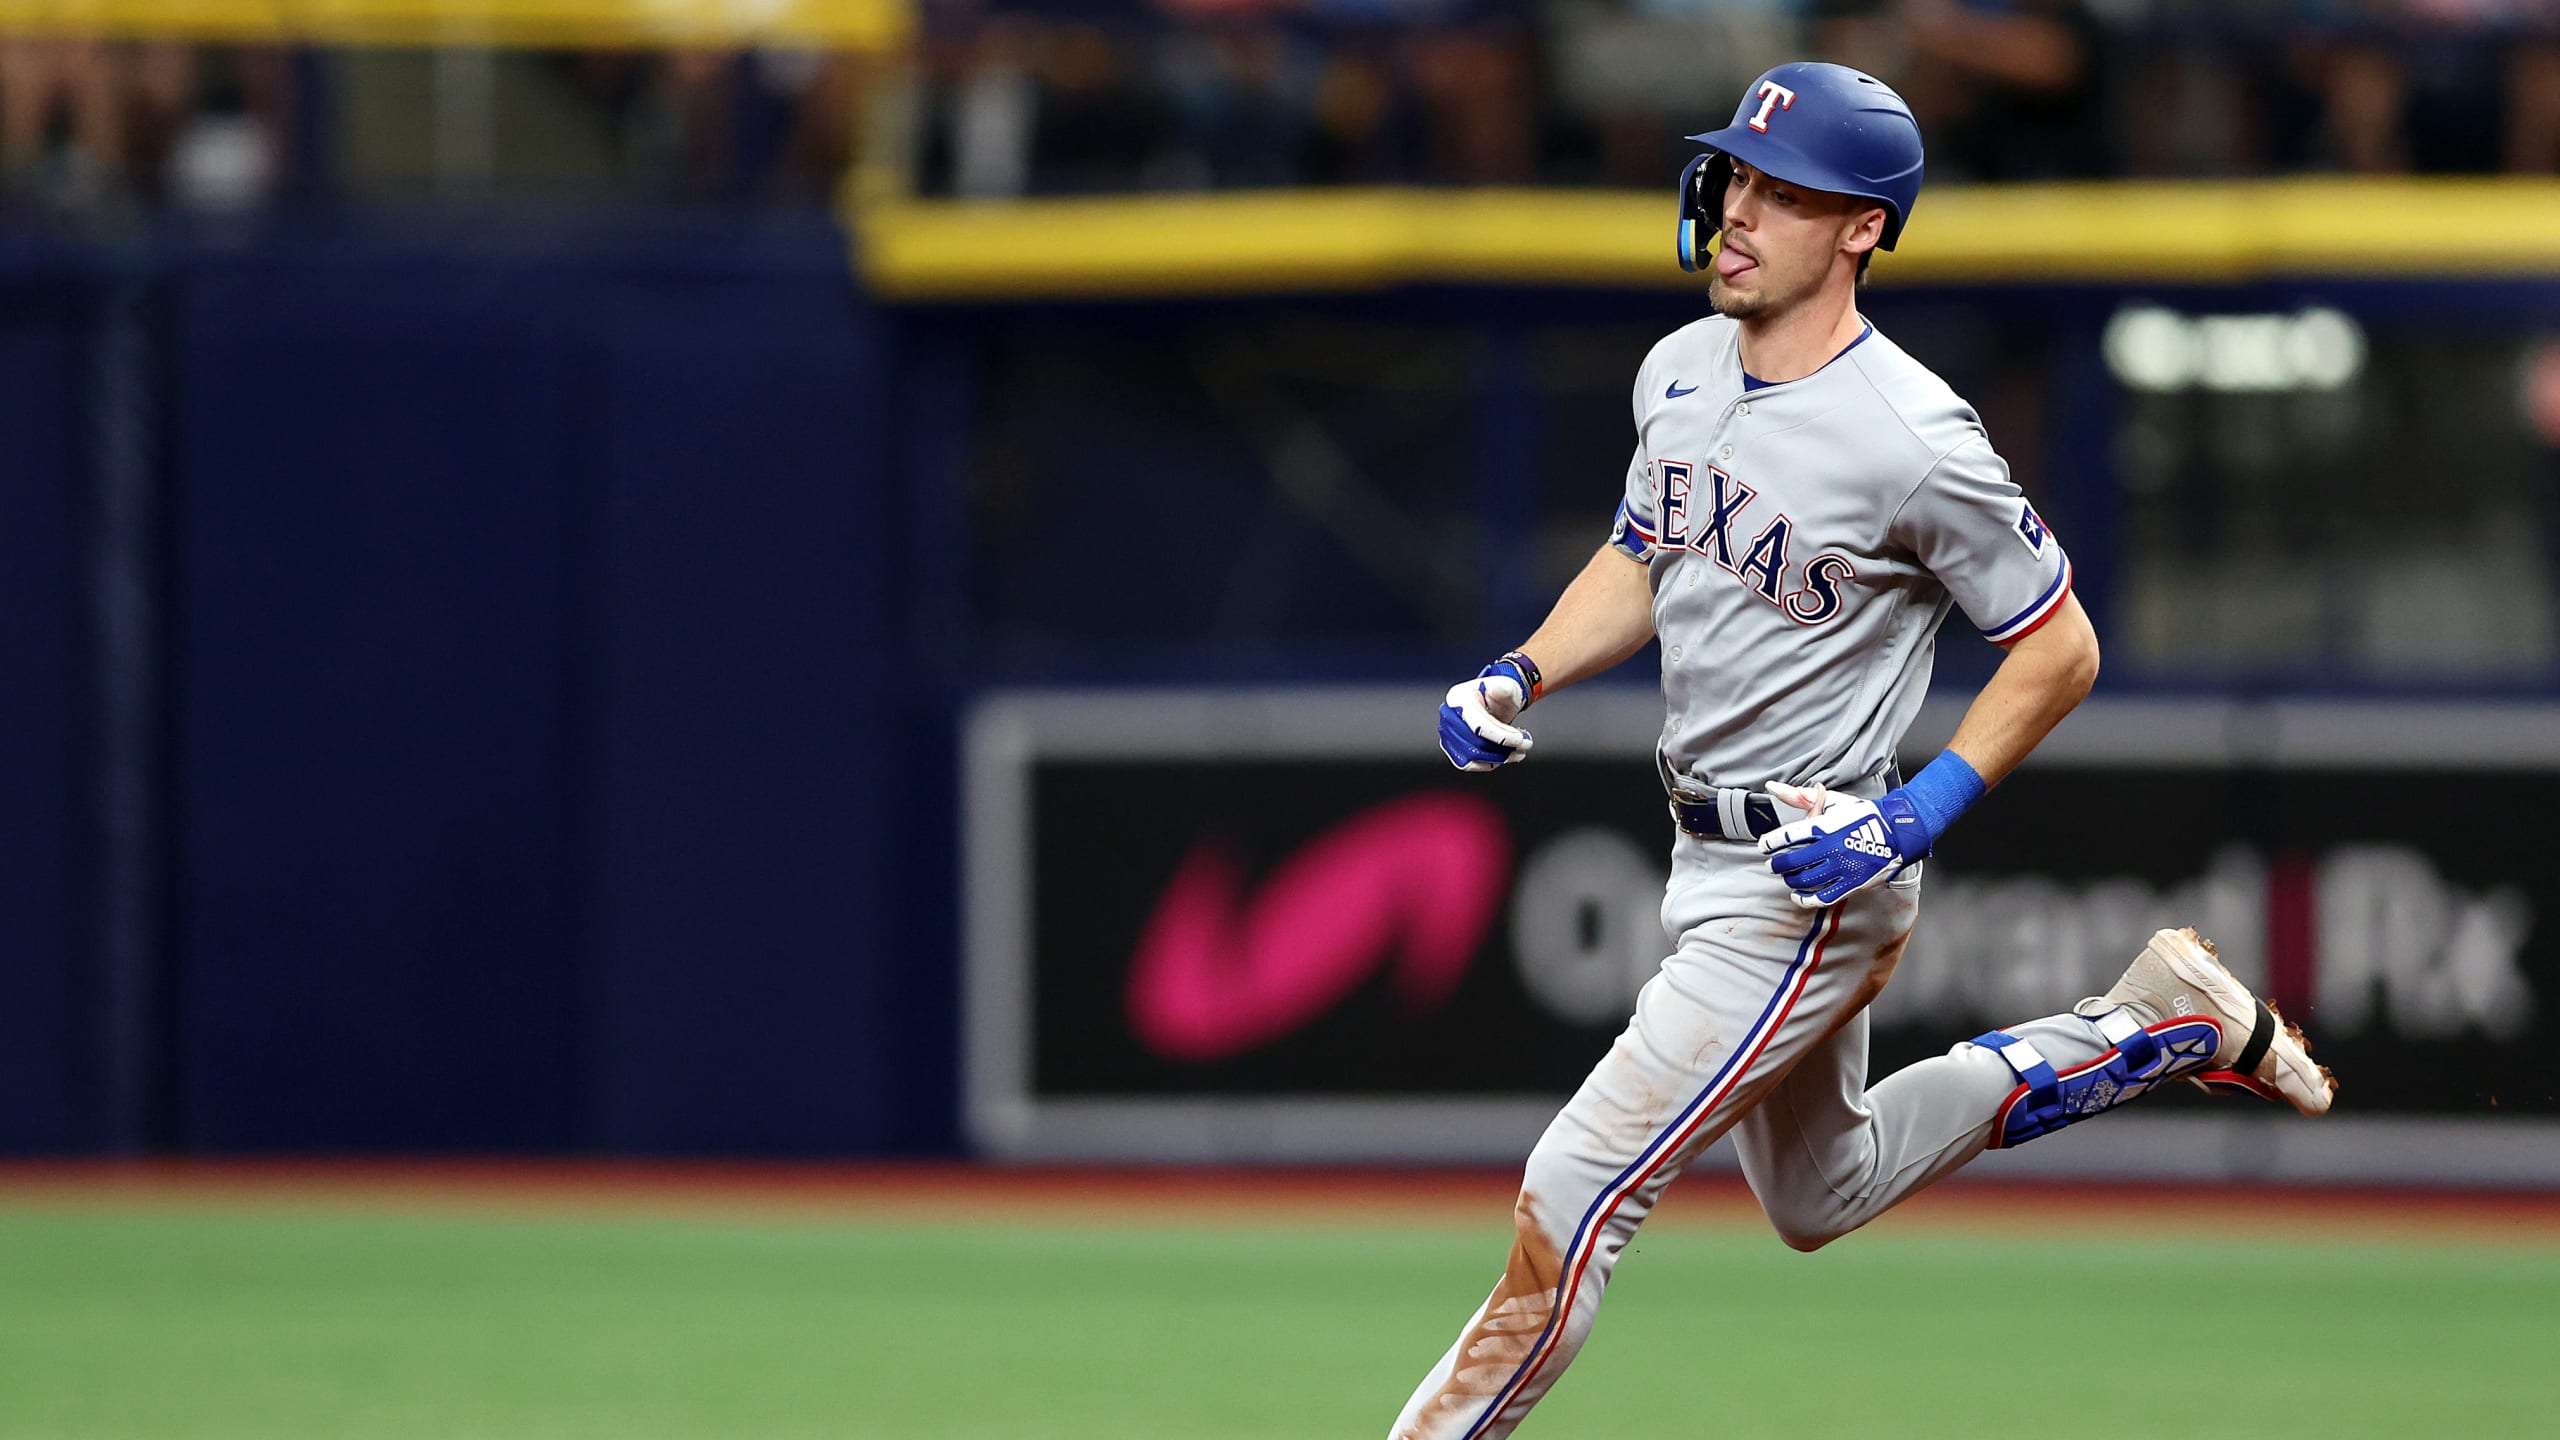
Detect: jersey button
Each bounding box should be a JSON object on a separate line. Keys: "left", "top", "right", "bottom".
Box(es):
{"left": 1736, "top": 403, "right": 1751, "bottom": 416}
{"left": 1669, "top": 645, "right": 1684, "bottom": 661}
{"left": 1721, "top": 445, "right": 1734, "bottom": 460}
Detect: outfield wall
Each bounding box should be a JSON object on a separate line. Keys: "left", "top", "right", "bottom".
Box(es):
{"left": 0, "top": 219, "right": 958, "bottom": 1157}
{"left": 2, "top": 210, "right": 2558, "bottom": 1171}
{"left": 0, "top": 253, "right": 94, "bottom": 1154}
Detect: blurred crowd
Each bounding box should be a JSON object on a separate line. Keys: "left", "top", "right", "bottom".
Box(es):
{"left": 907, "top": 0, "right": 2560, "bottom": 192}
{"left": 0, "top": 39, "right": 862, "bottom": 218}
{"left": 0, "top": 41, "right": 289, "bottom": 213}
{"left": 1, "top": 0, "right": 2556, "bottom": 217}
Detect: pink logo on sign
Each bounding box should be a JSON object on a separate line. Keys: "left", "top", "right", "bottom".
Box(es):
{"left": 1125, "top": 794, "right": 1512, "bottom": 1062}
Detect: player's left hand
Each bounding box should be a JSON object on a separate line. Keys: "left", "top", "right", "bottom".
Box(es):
{"left": 1757, "top": 782, "right": 1932, "bottom": 909}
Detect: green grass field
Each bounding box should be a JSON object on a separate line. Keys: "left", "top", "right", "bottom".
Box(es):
{"left": 1, "top": 1200, "right": 2555, "bottom": 1439}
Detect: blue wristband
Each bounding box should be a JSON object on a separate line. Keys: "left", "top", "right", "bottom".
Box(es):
{"left": 1897, "top": 750, "right": 1987, "bottom": 847}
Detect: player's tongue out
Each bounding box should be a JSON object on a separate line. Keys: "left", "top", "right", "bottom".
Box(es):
{"left": 1715, "top": 243, "right": 1758, "bottom": 279}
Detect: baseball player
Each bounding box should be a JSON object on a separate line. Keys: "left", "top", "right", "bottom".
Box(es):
{"left": 1401, "top": 62, "right": 2336, "bottom": 1440}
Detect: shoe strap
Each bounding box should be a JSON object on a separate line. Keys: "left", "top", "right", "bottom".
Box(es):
{"left": 2232, "top": 1000, "right": 2277, "bottom": 1078}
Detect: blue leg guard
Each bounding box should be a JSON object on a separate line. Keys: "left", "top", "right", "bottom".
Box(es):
{"left": 1971, "top": 1009, "right": 2225, "bottom": 1149}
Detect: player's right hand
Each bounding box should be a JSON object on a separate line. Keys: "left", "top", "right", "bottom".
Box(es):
{"left": 1437, "top": 665, "right": 1534, "bottom": 771}
{"left": 1758, "top": 783, "right": 1930, "bottom": 908}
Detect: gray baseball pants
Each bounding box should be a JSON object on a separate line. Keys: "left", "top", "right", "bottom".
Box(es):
{"left": 1389, "top": 833, "right": 2135, "bottom": 1440}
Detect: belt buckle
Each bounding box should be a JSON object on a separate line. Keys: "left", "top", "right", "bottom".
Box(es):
{"left": 1668, "top": 794, "right": 1714, "bottom": 841}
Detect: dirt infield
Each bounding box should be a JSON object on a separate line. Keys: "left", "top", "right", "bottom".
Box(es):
{"left": 2, "top": 1160, "right": 2557, "bottom": 1246}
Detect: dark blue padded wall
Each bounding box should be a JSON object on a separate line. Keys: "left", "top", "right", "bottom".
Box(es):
{"left": 0, "top": 274, "right": 89, "bottom": 1152}
{"left": 172, "top": 247, "right": 589, "bottom": 1149}
{"left": 169, "top": 224, "right": 920, "bottom": 1152}
{"left": 585, "top": 269, "right": 897, "bottom": 1152}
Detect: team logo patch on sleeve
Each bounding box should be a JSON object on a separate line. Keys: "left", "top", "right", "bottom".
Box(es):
{"left": 2016, "top": 501, "right": 2051, "bottom": 555}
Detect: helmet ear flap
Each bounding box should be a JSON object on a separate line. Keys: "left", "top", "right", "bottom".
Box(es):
{"left": 1676, "top": 152, "right": 1731, "bottom": 273}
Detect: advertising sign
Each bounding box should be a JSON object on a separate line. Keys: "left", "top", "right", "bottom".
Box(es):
{"left": 966, "top": 690, "right": 2560, "bottom": 1182}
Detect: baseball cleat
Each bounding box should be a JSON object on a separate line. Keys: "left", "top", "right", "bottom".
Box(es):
{"left": 2087, "top": 926, "right": 2336, "bottom": 1116}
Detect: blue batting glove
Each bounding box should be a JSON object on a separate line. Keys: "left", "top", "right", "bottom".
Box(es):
{"left": 1757, "top": 792, "right": 1932, "bottom": 908}
{"left": 1437, "top": 656, "right": 1539, "bottom": 771}
{"left": 1756, "top": 752, "right": 1986, "bottom": 909}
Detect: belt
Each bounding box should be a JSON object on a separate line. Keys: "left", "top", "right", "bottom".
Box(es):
{"left": 1666, "top": 788, "right": 1784, "bottom": 843}
{"left": 1658, "top": 754, "right": 1904, "bottom": 844}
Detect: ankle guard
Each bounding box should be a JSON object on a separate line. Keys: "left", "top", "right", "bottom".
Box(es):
{"left": 1972, "top": 1009, "right": 2225, "bottom": 1150}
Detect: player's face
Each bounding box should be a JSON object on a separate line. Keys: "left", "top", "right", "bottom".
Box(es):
{"left": 1707, "top": 161, "right": 1883, "bottom": 321}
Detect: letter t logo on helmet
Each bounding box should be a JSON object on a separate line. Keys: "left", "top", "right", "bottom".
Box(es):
{"left": 1674, "top": 61, "right": 1928, "bottom": 272}
{"left": 1747, "top": 81, "right": 1797, "bottom": 133}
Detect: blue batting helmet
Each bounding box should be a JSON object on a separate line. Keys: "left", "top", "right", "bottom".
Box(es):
{"left": 1677, "top": 62, "right": 1925, "bottom": 272}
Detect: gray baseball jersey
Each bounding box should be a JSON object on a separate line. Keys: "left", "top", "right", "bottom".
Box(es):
{"left": 1605, "top": 315, "right": 2072, "bottom": 795}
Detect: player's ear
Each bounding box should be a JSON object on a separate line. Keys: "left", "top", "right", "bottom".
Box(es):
{"left": 1841, "top": 204, "right": 1886, "bottom": 261}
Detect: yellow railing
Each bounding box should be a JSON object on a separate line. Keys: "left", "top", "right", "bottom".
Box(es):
{"left": 0, "top": 0, "right": 908, "bottom": 50}
{"left": 852, "top": 178, "right": 2560, "bottom": 299}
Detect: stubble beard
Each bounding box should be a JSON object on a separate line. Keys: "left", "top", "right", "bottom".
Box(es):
{"left": 1707, "top": 274, "right": 1766, "bottom": 320}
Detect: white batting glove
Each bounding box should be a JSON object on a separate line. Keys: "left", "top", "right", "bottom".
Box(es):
{"left": 1436, "top": 666, "right": 1534, "bottom": 771}
{"left": 1759, "top": 781, "right": 1932, "bottom": 909}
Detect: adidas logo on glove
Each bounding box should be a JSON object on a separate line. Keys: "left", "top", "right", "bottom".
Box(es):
{"left": 1845, "top": 820, "right": 1895, "bottom": 859}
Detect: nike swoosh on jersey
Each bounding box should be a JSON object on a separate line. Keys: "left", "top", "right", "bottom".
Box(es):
{"left": 1666, "top": 381, "right": 1699, "bottom": 398}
